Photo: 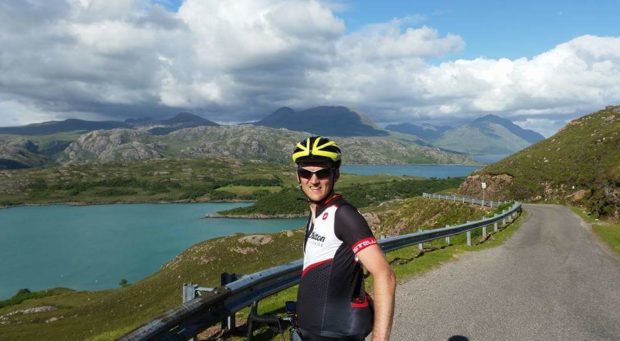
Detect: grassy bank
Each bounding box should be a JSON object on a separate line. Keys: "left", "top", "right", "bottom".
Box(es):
{"left": 0, "top": 197, "right": 521, "bottom": 340}
{"left": 570, "top": 206, "right": 620, "bottom": 255}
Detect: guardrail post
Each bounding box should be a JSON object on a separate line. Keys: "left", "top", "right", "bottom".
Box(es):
{"left": 221, "top": 272, "right": 241, "bottom": 331}
{"left": 482, "top": 225, "right": 487, "bottom": 239}
{"left": 494, "top": 221, "right": 498, "bottom": 232}
{"left": 182, "top": 283, "right": 199, "bottom": 341}
{"left": 466, "top": 231, "right": 471, "bottom": 246}
{"left": 418, "top": 242, "right": 423, "bottom": 252}
{"left": 183, "top": 283, "right": 198, "bottom": 303}
{"left": 462, "top": 196, "right": 465, "bottom": 203}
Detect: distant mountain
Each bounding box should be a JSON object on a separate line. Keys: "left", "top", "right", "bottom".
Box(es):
{"left": 459, "top": 106, "right": 620, "bottom": 219}
{"left": 146, "top": 112, "right": 218, "bottom": 135}
{"left": 255, "top": 106, "right": 388, "bottom": 137}
{"left": 432, "top": 114, "right": 545, "bottom": 154}
{"left": 0, "top": 119, "right": 130, "bottom": 135}
{"left": 385, "top": 123, "right": 451, "bottom": 141}
{"left": 471, "top": 115, "right": 544, "bottom": 144}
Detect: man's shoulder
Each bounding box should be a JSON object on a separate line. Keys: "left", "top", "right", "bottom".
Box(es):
{"left": 329, "top": 194, "right": 356, "bottom": 210}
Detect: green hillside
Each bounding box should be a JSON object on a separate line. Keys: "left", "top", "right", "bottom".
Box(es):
{"left": 459, "top": 105, "right": 620, "bottom": 218}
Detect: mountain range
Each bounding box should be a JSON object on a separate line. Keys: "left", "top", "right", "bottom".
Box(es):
{"left": 0, "top": 113, "right": 218, "bottom": 136}
{"left": 0, "top": 108, "right": 476, "bottom": 169}
{"left": 0, "top": 106, "right": 547, "bottom": 169}
{"left": 386, "top": 114, "right": 545, "bottom": 155}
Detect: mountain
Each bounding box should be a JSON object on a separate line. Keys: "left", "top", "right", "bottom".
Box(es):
{"left": 60, "top": 125, "right": 474, "bottom": 165}
{"left": 255, "top": 106, "right": 388, "bottom": 137}
{"left": 0, "top": 139, "right": 49, "bottom": 169}
{"left": 0, "top": 119, "right": 130, "bottom": 135}
{"left": 432, "top": 114, "right": 545, "bottom": 154}
{"left": 146, "top": 112, "right": 218, "bottom": 135}
{"left": 472, "top": 115, "right": 544, "bottom": 143}
{"left": 385, "top": 123, "right": 450, "bottom": 141}
{"left": 458, "top": 106, "right": 620, "bottom": 219}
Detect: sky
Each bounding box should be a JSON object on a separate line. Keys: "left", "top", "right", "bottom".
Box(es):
{"left": 1, "top": 0, "right": 620, "bottom": 137}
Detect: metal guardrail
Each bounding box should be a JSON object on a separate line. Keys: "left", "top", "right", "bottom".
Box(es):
{"left": 121, "top": 193, "right": 521, "bottom": 340}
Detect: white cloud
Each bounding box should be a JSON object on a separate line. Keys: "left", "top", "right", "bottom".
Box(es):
{"left": 514, "top": 118, "right": 571, "bottom": 138}
{"left": 0, "top": 0, "right": 619, "bottom": 135}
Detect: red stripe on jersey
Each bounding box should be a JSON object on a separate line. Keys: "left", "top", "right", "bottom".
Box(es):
{"left": 301, "top": 258, "right": 333, "bottom": 278}
{"left": 351, "top": 297, "right": 369, "bottom": 308}
{"left": 352, "top": 237, "right": 377, "bottom": 254}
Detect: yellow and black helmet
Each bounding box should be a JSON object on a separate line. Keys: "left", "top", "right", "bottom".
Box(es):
{"left": 292, "top": 136, "right": 341, "bottom": 167}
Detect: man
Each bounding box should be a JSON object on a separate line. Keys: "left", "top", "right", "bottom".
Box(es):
{"left": 292, "top": 136, "right": 396, "bottom": 341}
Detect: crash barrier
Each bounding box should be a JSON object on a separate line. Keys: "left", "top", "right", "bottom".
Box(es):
{"left": 422, "top": 192, "right": 507, "bottom": 208}
{"left": 121, "top": 193, "right": 521, "bottom": 340}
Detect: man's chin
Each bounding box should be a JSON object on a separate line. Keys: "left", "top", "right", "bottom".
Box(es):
{"left": 304, "top": 190, "right": 327, "bottom": 202}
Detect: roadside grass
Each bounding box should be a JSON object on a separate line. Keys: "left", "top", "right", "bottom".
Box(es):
{"left": 570, "top": 206, "right": 620, "bottom": 254}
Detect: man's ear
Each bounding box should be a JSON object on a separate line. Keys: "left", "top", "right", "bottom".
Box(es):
{"left": 334, "top": 169, "right": 340, "bottom": 182}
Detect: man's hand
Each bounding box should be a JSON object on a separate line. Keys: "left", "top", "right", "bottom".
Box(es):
{"left": 357, "top": 244, "right": 396, "bottom": 341}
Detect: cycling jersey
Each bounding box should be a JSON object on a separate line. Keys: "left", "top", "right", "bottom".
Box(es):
{"left": 297, "top": 193, "right": 377, "bottom": 339}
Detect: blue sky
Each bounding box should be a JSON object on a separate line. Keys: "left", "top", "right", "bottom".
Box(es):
{"left": 341, "top": 0, "right": 620, "bottom": 59}
{"left": 1, "top": 0, "right": 620, "bottom": 136}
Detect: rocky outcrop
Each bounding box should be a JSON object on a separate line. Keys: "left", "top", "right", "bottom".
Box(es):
{"left": 0, "top": 139, "right": 48, "bottom": 169}
{"left": 169, "top": 125, "right": 476, "bottom": 165}
{"left": 458, "top": 173, "right": 515, "bottom": 200}
{"left": 61, "top": 129, "right": 166, "bottom": 163}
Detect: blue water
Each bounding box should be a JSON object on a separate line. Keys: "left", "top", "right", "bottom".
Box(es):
{"left": 341, "top": 164, "right": 480, "bottom": 178}
{"left": 0, "top": 203, "right": 305, "bottom": 299}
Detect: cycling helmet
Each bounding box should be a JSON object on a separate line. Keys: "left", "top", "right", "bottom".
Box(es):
{"left": 292, "top": 136, "right": 341, "bottom": 168}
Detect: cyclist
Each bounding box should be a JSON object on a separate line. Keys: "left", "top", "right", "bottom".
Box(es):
{"left": 292, "top": 136, "right": 396, "bottom": 340}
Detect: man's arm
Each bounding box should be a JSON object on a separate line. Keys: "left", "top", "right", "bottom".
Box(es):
{"left": 357, "top": 244, "right": 396, "bottom": 341}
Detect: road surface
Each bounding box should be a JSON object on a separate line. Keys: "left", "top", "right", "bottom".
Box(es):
{"left": 391, "top": 204, "right": 620, "bottom": 340}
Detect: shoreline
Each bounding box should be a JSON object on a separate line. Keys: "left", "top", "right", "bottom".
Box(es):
{"left": 0, "top": 198, "right": 256, "bottom": 210}
{"left": 204, "top": 212, "right": 306, "bottom": 219}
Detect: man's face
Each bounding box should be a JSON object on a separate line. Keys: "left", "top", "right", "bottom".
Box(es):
{"left": 296, "top": 162, "right": 338, "bottom": 202}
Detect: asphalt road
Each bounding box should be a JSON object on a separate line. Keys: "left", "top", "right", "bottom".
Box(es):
{"left": 391, "top": 204, "right": 620, "bottom": 341}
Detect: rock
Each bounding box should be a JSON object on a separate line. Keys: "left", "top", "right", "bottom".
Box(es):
{"left": 45, "top": 316, "right": 63, "bottom": 323}
{"left": 458, "top": 173, "right": 514, "bottom": 200}
{"left": 231, "top": 246, "right": 257, "bottom": 254}
{"left": 237, "top": 235, "right": 273, "bottom": 245}
{"left": 567, "top": 189, "right": 588, "bottom": 202}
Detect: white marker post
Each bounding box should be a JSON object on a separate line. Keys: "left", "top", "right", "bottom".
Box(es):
{"left": 481, "top": 182, "right": 487, "bottom": 206}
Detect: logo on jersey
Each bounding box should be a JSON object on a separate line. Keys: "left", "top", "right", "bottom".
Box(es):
{"left": 352, "top": 237, "right": 377, "bottom": 254}
{"left": 309, "top": 231, "right": 326, "bottom": 243}
{"left": 322, "top": 212, "right": 329, "bottom": 220}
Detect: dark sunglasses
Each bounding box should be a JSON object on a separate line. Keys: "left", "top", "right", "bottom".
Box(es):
{"left": 297, "top": 168, "right": 333, "bottom": 179}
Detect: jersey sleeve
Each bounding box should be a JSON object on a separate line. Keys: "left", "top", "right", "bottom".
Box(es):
{"left": 334, "top": 204, "right": 377, "bottom": 254}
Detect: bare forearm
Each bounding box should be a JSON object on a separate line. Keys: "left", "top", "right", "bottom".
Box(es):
{"left": 371, "top": 269, "right": 396, "bottom": 341}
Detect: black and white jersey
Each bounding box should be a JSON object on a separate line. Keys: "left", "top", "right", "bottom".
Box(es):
{"left": 297, "top": 194, "right": 377, "bottom": 338}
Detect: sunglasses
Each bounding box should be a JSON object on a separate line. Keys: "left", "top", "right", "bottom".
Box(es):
{"left": 297, "top": 168, "right": 333, "bottom": 180}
